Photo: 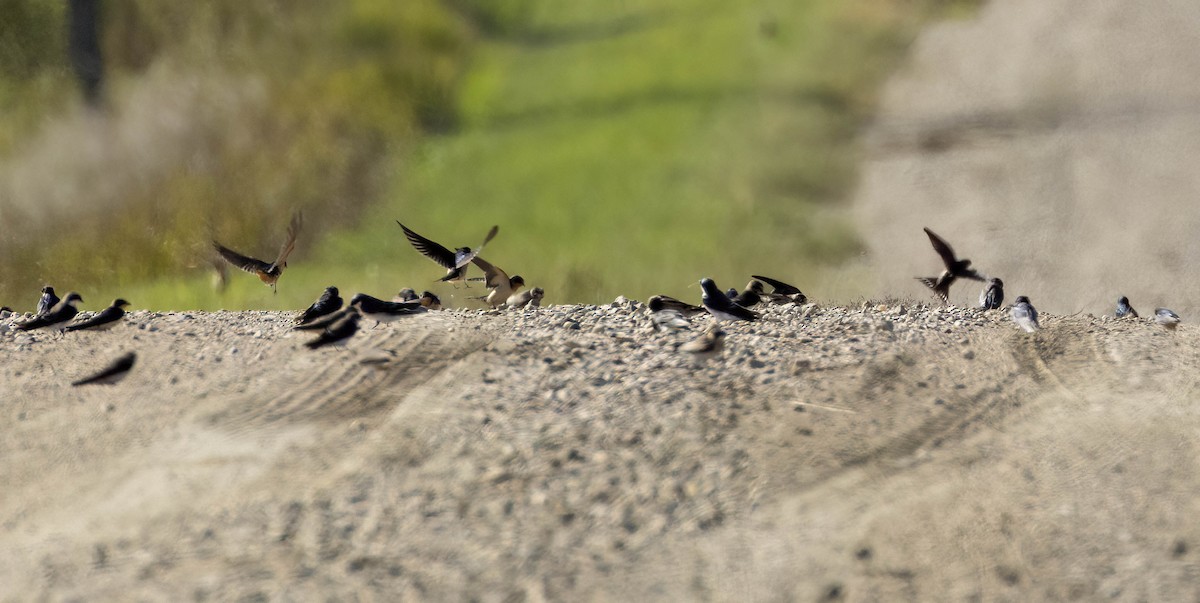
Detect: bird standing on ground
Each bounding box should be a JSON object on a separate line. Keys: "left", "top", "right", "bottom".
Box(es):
{"left": 471, "top": 255, "right": 525, "bottom": 308}
{"left": 349, "top": 293, "right": 427, "bottom": 325}
{"left": 647, "top": 295, "right": 706, "bottom": 317}
{"left": 1115, "top": 296, "right": 1138, "bottom": 319}
{"left": 916, "top": 227, "right": 986, "bottom": 303}
{"left": 420, "top": 291, "right": 443, "bottom": 310}
{"left": 732, "top": 281, "right": 763, "bottom": 308}
{"left": 1155, "top": 308, "right": 1181, "bottom": 330}
{"left": 751, "top": 275, "right": 807, "bottom": 304}
{"left": 72, "top": 352, "right": 136, "bottom": 386}
{"left": 1011, "top": 296, "right": 1039, "bottom": 332}
{"left": 36, "top": 286, "right": 59, "bottom": 317}
{"left": 17, "top": 292, "right": 83, "bottom": 332}
{"left": 393, "top": 288, "right": 418, "bottom": 303}
{"left": 65, "top": 298, "right": 129, "bottom": 332}
{"left": 700, "top": 278, "right": 760, "bottom": 322}
{"left": 678, "top": 325, "right": 726, "bottom": 361}
{"left": 980, "top": 278, "right": 1004, "bottom": 310}
{"left": 296, "top": 287, "right": 343, "bottom": 326}
{"left": 304, "top": 308, "right": 362, "bottom": 349}
{"left": 398, "top": 222, "right": 499, "bottom": 286}
{"left": 213, "top": 212, "right": 302, "bottom": 294}
{"left": 506, "top": 287, "right": 544, "bottom": 309}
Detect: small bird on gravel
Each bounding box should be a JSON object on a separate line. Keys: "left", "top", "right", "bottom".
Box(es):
{"left": 72, "top": 351, "right": 136, "bottom": 386}
{"left": 1155, "top": 308, "right": 1181, "bottom": 330}
{"left": 647, "top": 295, "right": 706, "bottom": 317}
{"left": 650, "top": 306, "right": 690, "bottom": 333}
{"left": 751, "top": 275, "right": 807, "bottom": 304}
{"left": 420, "top": 290, "right": 443, "bottom": 310}
{"left": 506, "top": 287, "right": 544, "bottom": 309}
{"left": 65, "top": 298, "right": 129, "bottom": 332}
{"left": 393, "top": 288, "right": 419, "bottom": 303}
{"left": 700, "top": 278, "right": 760, "bottom": 322}
{"left": 17, "top": 292, "right": 83, "bottom": 332}
{"left": 979, "top": 278, "right": 1004, "bottom": 310}
{"left": 678, "top": 325, "right": 726, "bottom": 361}
{"left": 36, "top": 285, "right": 59, "bottom": 317}
{"left": 471, "top": 255, "right": 525, "bottom": 308}
{"left": 398, "top": 221, "right": 498, "bottom": 286}
{"left": 296, "top": 287, "right": 343, "bottom": 326}
{"left": 916, "top": 227, "right": 986, "bottom": 303}
{"left": 213, "top": 211, "right": 302, "bottom": 294}
{"left": 725, "top": 287, "right": 738, "bottom": 299}
{"left": 349, "top": 293, "right": 427, "bottom": 326}
{"left": 0, "top": 306, "right": 12, "bottom": 318}
{"left": 294, "top": 307, "right": 351, "bottom": 331}
{"left": 1010, "top": 296, "right": 1039, "bottom": 332}
{"left": 1115, "top": 296, "right": 1138, "bottom": 319}
{"left": 732, "top": 280, "right": 763, "bottom": 308}
{"left": 304, "top": 308, "right": 361, "bottom": 349}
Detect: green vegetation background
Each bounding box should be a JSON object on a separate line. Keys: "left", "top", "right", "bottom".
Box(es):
{"left": 0, "top": 0, "right": 974, "bottom": 312}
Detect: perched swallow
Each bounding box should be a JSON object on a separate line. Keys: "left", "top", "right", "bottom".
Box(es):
{"left": 293, "top": 307, "right": 351, "bottom": 331}
{"left": 213, "top": 211, "right": 302, "bottom": 294}
{"left": 980, "top": 278, "right": 1004, "bottom": 310}
{"left": 296, "top": 287, "right": 343, "bottom": 325}
{"left": 16, "top": 292, "right": 83, "bottom": 331}
{"left": 72, "top": 352, "right": 136, "bottom": 386}
{"left": 349, "top": 293, "right": 427, "bottom": 325}
{"left": 1115, "top": 296, "right": 1138, "bottom": 319}
{"left": 36, "top": 286, "right": 59, "bottom": 317}
{"left": 393, "top": 288, "right": 419, "bottom": 303}
{"left": 471, "top": 256, "right": 525, "bottom": 308}
{"left": 732, "top": 280, "right": 763, "bottom": 308}
{"left": 750, "top": 275, "right": 807, "bottom": 304}
{"left": 419, "top": 291, "right": 443, "bottom": 310}
{"left": 398, "top": 222, "right": 499, "bottom": 285}
{"left": 677, "top": 325, "right": 726, "bottom": 360}
{"left": 506, "top": 287, "right": 544, "bottom": 309}
{"left": 650, "top": 307, "right": 690, "bottom": 333}
{"left": 0, "top": 306, "right": 12, "bottom": 318}
{"left": 1155, "top": 308, "right": 1181, "bottom": 330}
{"left": 65, "top": 298, "right": 129, "bottom": 332}
{"left": 916, "top": 227, "right": 986, "bottom": 303}
{"left": 304, "top": 308, "right": 361, "bottom": 349}
{"left": 648, "top": 295, "right": 706, "bottom": 317}
{"left": 1011, "top": 295, "right": 1039, "bottom": 332}
{"left": 725, "top": 287, "right": 738, "bottom": 299}
{"left": 700, "top": 278, "right": 760, "bottom": 321}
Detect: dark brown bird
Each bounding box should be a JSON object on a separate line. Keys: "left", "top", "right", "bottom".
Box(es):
{"left": 64, "top": 298, "right": 129, "bottom": 332}
{"left": 296, "top": 287, "right": 342, "bottom": 326}
{"left": 751, "top": 275, "right": 807, "bottom": 304}
{"left": 213, "top": 212, "right": 302, "bottom": 294}
{"left": 647, "top": 295, "right": 706, "bottom": 317}
{"left": 915, "top": 227, "right": 985, "bottom": 303}
{"left": 732, "top": 280, "right": 763, "bottom": 307}
{"left": 72, "top": 352, "right": 136, "bottom": 386}
{"left": 471, "top": 255, "right": 524, "bottom": 308}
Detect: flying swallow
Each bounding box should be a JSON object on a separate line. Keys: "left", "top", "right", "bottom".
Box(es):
{"left": 1115, "top": 296, "right": 1138, "bottom": 319}
{"left": 64, "top": 298, "right": 129, "bottom": 332}
{"left": 1011, "top": 295, "right": 1039, "bottom": 332}
{"left": 213, "top": 211, "right": 302, "bottom": 294}
{"left": 36, "top": 286, "right": 59, "bottom": 317}
{"left": 506, "top": 287, "right": 544, "bottom": 309}
{"left": 393, "top": 288, "right": 419, "bottom": 303}
{"left": 16, "top": 292, "right": 83, "bottom": 332}
{"left": 71, "top": 352, "right": 136, "bottom": 386}
{"left": 471, "top": 256, "right": 525, "bottom": 308}
{"left": 916, "top": 227, "right": 986, "bottom": 303}
{"left": 349, "top": 293, "right": 427, "bottom": 325}
{"left": 296, "top": 286, "right": 343, "bottom": 325}
{"left": 304, "top": 308, "right": 361, "bottom": 349}
{"left": 732, "top": 280, "right": 763, "bottom": 308}
{"left": 1155, "top": 308, "right": 1181, "bottom": 330}
{"left": 700, "top": 278, "right": 760, "bottom": 321}
{"left": 979, "top": 278, "right": 1004, "bottom": 310}
{"left": 677, "top": 325, "right": 726, "bottom": 361}
{"left": 647, "top": 295, "right": 706, "bottom": 317}
{"left": 420, "top": 291, "right": 443, "bottom": 310}
{"left": 750, "top": 275, "right": 807, "bottom": 304}
{"left": 398, "top": 222, "right": 499, "bottom": 285}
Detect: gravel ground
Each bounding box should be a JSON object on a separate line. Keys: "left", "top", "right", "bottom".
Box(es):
{"left": 2, "top": 299, "right": 1198, "bottom": 601}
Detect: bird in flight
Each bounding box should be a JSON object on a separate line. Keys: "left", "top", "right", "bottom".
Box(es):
{"left": 915, "top": 227, "right": 986, "bottom": 303}
{"left": 471, "top": 255, "right": 525, "bottom": 308}
{"left": 213, "top": 211, "right": 302, "bottom": 294}
{"left": 398, "top": 222, "right": 499, "bottom": 286}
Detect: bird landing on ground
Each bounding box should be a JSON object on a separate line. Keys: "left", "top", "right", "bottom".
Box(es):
{"left": 213, "top": 211, "right": 302, "bottom": 294}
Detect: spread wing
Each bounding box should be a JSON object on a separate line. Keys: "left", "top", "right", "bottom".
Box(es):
{"left": 750, "top": 275, "right": 802, "bottom": 295}
{"left": 923, "top": 227, "right": 958, "bottom": 269}
{"left": 272, "top": 211, "right": 303, "bottom": 268}
{"left": 213, "top": 241, "right": 272, "bottom": 274}
{"left": 454, "top": 225, "right": 499, "bottom": 269}
{"left": 471, "top": 255, "right": 510, "bottom": 289}
{"left": 398, "top": 221, "right": 457, "bottom": 269}
{"left": 959, "top": 268, "right": 986, "bottom": 282}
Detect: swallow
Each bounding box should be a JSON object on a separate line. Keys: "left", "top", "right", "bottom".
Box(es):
{"left": 1115, "top": 296, "right": 1138, "bottom": 319}
{"left": 471, "top": 256, "right": 525, "bottom": 308}
{"left": 916, "top": 227, "right": 986, "bottom": 303}
{"left": 650, "top": 307, "right": 690, "bottom": 333}
{"left": 1011, "top": 295, "right": 1039, "bottom": 332}
{"left": 64, "top": 298, "right": 129, "bottom": 332}
{"left": 16, "top": 292, "right": 83, "bottom": 332}
{"left": 36, "top": 286, "right": 59, "bottom": 317}
{"left": 398, "top": 222, "right": 499, "bottom": 285}
{"left": 979, "top": 278, "right": 1004, "bottom": 310}
{"left": 304, "top": 308, "right": 361, "bottom": 349}
{"left": 293, "top": 307, "right": 351, "bottom": 331}
{"left": 732, "top": 280, "right": 763, "bottom": 308}
{"left": 393, "top": 288, "right": 418, "bottom": 303}
{"left": 1155, "top": 308, "right": 1181, "bottom": 330}
{"left": 420, "top": 291, "right": 443, "bottom": 310}
{"left": 72, "top": 352, "right": 136, "bottom": 386}
{"left": 213, "top": 211, "right": 302, "bottom": 294}
{"left": 750, "top": 275, "right": 807, "bottom": 304}
{"left": 506, "top": 287, "right": 544, "bottom": 309}
{"left": 0, "top": 306, "right": 13, "bottom": 318}
{"left": 349, "top": 293, "right": 427, "bottom": 325}
{"left": 700, "top": 278, "right": 760, "bottom": 321}
{"left": 725, "top": 287, "right": 738, "bottom": 299}
{"left": 296, "top": 286, "right": 343, "bottom": 325}
{"left": 677, "top": 325, "right": 726, "bottom": 361}
{"left": 647, "top": 295, "right": 706, "bottom": 317}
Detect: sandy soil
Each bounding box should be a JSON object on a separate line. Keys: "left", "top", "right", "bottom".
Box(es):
{"left": 2, "top": 300, "right": 1198, "bottom": 601}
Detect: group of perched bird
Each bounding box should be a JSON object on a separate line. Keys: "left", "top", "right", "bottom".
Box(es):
{"left": 2, "top": 221, "right": 1185, "bottom": 383}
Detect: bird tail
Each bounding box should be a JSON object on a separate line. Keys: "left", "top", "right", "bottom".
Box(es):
{"left": 915, "top": 277, "right": 949, "bottom": 302}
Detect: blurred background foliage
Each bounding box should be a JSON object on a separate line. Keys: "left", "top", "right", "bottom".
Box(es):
{"left": 0, "top": 0, "right": 975, "bottom": 311}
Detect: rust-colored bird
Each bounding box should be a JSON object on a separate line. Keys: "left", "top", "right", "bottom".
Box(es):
{"left": 213, "top": 212, "right": 302, "bottom": 294}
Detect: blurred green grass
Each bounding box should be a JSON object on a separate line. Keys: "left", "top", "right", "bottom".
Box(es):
{"left": 0, "top": 0, "right": 974, "bottom": 312}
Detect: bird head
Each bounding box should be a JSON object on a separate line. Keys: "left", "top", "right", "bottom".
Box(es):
{"left": 348, "top": 293, "right": 367, "bottom": 308}
{"left": 647, "top": 296, "right": 664, "bottom": 312}
{"left": 42, "top": 285, "right": 55, "bottom": 295}
{"left": 113, "top": 299, "right": 130, "bottom": 308}
{"left": 510, "top": 275, "right": 526, "bottom": 289}
{"left": 327, "top": 286, "right": 339, "bottom": 296}
{"left": 64, "top": 292, "right": 84, "bottom": 306}
{"left": 1118, "top": 296, "right": 1129, "bottom": 305}
{"left": 699, "top": 278, "right": 722, "bottom": 298}
{"left": 1014, "top": 296, "right": 1030, "bottom": 305}
{"left": 991, "top": 278, "right": 1003, "bottom": 287}
{"left": 530, "top": 287, "right": 545, "bottom": 300}
{"left": 747, "top": 280, "right": 765, "bottom": 294}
